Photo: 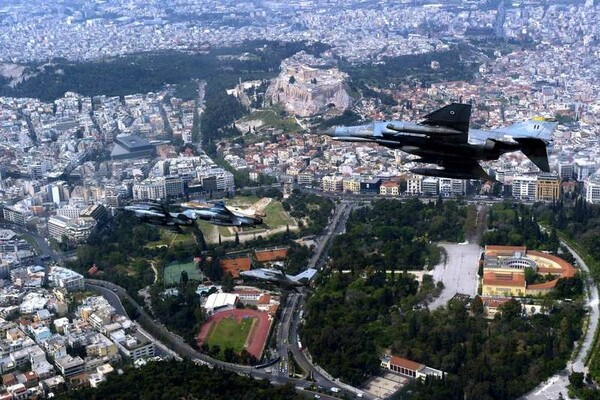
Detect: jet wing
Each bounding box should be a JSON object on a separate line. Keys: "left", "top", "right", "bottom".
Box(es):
{"left": 443, "top": 159, "right": 492, "bottom": 180}
{"left": 420, "top": 103, "right": 472, "bottom": 141}
{"left": 212, "top": 201, "right": 234, "bottom": 214}
{"left": 412, "top": 158, "right": 493, "bottom": 181}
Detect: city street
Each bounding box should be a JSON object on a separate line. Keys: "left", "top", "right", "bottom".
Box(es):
{"left": 523, "top": 241, "right": 600, "bottom": 400}
{"left": 83, "top": 201, "right": 367, "bottom": 399}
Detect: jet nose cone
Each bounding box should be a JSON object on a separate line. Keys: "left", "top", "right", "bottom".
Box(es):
{"left": 325, "top": 127, "right": 337, "bottom": 137}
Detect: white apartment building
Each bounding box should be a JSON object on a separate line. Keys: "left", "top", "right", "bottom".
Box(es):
{"left": 47, "top": 215, "right": 95, "bottom": 243}
{"left": 56, "top": 205, "right": 83, "bottom": 220}
{"left": 585, "top": 174, "right": 600, "bottom": 204}
{"left": 439, "top": 178, "right": 465, "bottom": 196}
{"left": 406, "top": 175, "right": 422, "bottom": 195}
{"left": 512, "top": 175, "right": 537, "bottom": 201}
{"left": 322, "top": 175, "right": 344, "bottom": 192}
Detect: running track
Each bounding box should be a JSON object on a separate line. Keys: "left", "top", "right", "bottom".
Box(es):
{"left": 197, "top": 309, "right": 271, "bottom": 359}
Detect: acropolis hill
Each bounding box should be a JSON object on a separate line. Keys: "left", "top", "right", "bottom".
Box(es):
{"left": 266, "top": 52, "right": 351, "bottom": 117}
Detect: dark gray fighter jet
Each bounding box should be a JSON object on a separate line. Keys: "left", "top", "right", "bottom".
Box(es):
{"left": 240, "top": 267, "right": 317, "bottom": 288}
{"left": 123, "top": 201, "right": 194, "bottom": 228}
{"left": 179, "top": 201, "right": 263, "bottom": 227}
{"left": 326, "top": 103, "right": 557, "bottom": 180}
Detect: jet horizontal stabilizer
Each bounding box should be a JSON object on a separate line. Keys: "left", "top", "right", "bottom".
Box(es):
{"left": 514, "top": 137, "right": 550, "bottom": 172}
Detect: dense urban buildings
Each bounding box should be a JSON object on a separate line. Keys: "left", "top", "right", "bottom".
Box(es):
{"left": 0, "top": 0, "right": 599, "bottom": 399}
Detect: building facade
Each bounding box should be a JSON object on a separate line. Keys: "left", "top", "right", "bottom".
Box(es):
{"left": 406, "top": 175, "right": 422, "bottom": 195}
{"left": 511, "top": 175, "right": 537, "bottom": 201}
{"left": 380, "top": 181, "right": 400, "bottom": 196}
{"left": 585, "top": 174, "right": 600, "bottom": 204}
{"left": 321, "top": 175, "right": 343, "bottom": 192}
{"left": 536, "top": 174, "right": 561, "bottom": 202}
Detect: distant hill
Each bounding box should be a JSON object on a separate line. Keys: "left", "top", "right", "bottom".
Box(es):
{"left": 0, "top": 41, "right": 328, "bottom": 102}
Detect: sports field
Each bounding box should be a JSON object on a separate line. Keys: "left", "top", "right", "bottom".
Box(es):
{"left": 205, "top": 316, "right": 255, "bottom": 353}
{"left": 163, "top": 261, "right": 204, "bottom": 285}
{"left": 197, "top": 309, "right": 272, "bottom": 359}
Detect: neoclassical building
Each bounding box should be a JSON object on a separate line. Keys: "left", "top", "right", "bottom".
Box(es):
{"left": 481, "top": 245, "right": 576, "bottom": 297}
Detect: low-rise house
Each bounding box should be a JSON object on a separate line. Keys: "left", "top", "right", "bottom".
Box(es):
{"left": 381, "top": 355, "right": 444, "bottom": 380}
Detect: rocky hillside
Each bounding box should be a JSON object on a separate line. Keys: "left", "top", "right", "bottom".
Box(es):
{"left": 266, "top": 53, "right": 351, "bottom": 117}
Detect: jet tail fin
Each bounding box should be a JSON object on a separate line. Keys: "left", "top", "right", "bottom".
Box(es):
{"left": 514, "top": 137, "right": 550, "bottom": 172}
{"left": 421, "top": 103, "right": 472, "bottom": 133}
{"left": 293, "top": 269, "right": 318, "bottom": 284}
{"left": 492, "top": 118, "right": 557, "bottom": 141}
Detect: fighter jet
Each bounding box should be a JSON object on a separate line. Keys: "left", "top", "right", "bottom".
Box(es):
{"left": 123, "top": 201, "right": 194, "bottom": 228}
{"left": 179, "top": 201, "right": 263, "bottom": 227}
{"left": 240, "top": 267, "right": 317, "bottom": 288}
{"left": 326, "top": 103, "right": 557, "bottom": 180}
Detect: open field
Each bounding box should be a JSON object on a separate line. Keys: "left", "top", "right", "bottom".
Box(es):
{"left": 263, "top": 200, "right": 292, "bottom": 227}
{"left": 227, "top": 195, "right": 260, "bottom": 206}
{"left": 197, "top": 309, "right": 272, "bottom": 359}
{"left": 205, "top": 316, "right": 255, "bottom": 354}
{"left": 197, "top": 197, "right": 296, "bottom": 243}
{"left": 145, "top": 227, "right": 196, "bottom": 249}
{"left": 164, "top": 261, "right": 204, "bottom": 285}
{"left": 238, "top": 107, "right": 302, "bottom": 135}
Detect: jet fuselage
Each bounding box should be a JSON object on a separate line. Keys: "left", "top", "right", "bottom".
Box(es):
{"left": 326, "top": 103, "right": 555, "bottom": 180}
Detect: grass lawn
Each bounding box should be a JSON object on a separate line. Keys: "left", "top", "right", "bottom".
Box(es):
{"left": 196, "top": 197, "right": 294, "bottom": 242}
{"left": 205, "top": 316, "right": 255, "bottom": 354}
{"left": 164, "top": 261, "right": 204, "bottom": 285}
{"left": 145, "top": 227, "right": 195, "bottom": 249}
{"left": 226, "top": 195, "right": 260, "bottom": 206}
{"left": 196, "top": 219, "right": 233, "bottom": 239}
{"left": 239, "top": 108, "right": 302, "bottom": 134}
{"left": 263, "top": 201, "right": 294, "bottom": 227}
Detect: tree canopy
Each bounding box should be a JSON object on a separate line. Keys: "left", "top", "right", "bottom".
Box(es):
{"left": 58, "top": 359, "right": 302, "bottom": 400}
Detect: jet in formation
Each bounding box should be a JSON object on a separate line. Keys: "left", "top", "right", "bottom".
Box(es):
{"left": 240, "top": 267, "right": 318, "bottom": 288}
{"left": 179, "top": 201, "right": 263, "bottom": 227}
{"left": 326, "top": 103, "right": 557, "bottom": 180}
{"left": 125, "top": 200, "right": 264, "bottom": 228}
{"left": 123, "top": 201, "right": 194, "bottom": 229}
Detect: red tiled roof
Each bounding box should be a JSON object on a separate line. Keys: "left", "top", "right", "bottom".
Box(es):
{"left": 381, "top": 181, "right": 399, "bottom": 188}
{"left": 258, "top": 294, "right": 271, "bottom": 305}
{"left": 1, "top": 374, "right": 15, "bottom": 386}
{"left": 390, "top": 356, "right": 423, "bottom": 372}
{"left": 528, "top": 251, "right": 576, "bottom": 278}
{"left": 233, "top": 290, "right": 261, "bottom": 296}
{"left": 480, "top": 297, "right": 511, "bottom": 308}
{"left": 483, "top": 271, "right": 526, "bottom": 287}
{"left": 87, "top": 266, "right": 99, "bottom": 275}
{"left": 485, "top": 245, "right": 527, "bottom": 256}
